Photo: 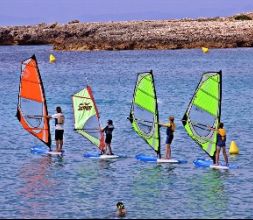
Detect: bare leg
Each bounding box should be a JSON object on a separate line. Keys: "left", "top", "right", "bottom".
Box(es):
{"left": 104, "top": 144, "right": 108, "bottom": 154}
{"left": 55, "top": 140, "right": 59, "bottom": 152}
{"left": 59, "top": 140, "right": 63, "bottom": 152}
{"left": 107, "top": 144, "right": 113, "bottom": 155}
{"left": 215, "top": 147, "right": 221, "bottom": 165}
{"left": 222, "top": 147, "right": 229, "bottom": 166}
{"left": 55, "top": 140, "right": 62, "bottom": 152}
{"left": 165, "top": 144, "right": 171, "bottom": 159}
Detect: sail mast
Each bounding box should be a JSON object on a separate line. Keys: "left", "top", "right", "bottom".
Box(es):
{"left": 151, "top": 70, "right": 161, "bottom": 158}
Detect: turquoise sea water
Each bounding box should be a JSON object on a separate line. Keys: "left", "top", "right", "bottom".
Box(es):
{"left": 0, "top": 46, "right": 252, "bottom": 218}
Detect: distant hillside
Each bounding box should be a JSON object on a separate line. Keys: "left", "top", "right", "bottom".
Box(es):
{"left": 1, "top": 12, "right": 253, "bottom": 51}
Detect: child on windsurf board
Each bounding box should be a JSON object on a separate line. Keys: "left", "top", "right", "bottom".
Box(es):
{"left": 47, "top": 106, "right": 65, "bottom": 152}
{"left": 209, "top": 122, "right": 229, "bottom": 166}
{"left": 159, "top": 116, "right": 176, "bottom": 159}
{"left": 101, "top": 119, "right": 114, "bottom": 155}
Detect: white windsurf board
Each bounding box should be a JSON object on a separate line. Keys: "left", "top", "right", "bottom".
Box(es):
{"left": 99, "top": 154, "right": 119, "bottom": 159}
{"left": 210, "top": 164, "right": 229, "bottom": 170}
{"left": 157, "top": 158, "right": 179, "bottom": 163}
{"left": 47, "top": 151, "right": 64, "bottom": 156}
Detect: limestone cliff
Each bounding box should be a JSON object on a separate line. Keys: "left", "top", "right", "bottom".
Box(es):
{"left": 1, "top": 13, "right": 253, "bottom": 51}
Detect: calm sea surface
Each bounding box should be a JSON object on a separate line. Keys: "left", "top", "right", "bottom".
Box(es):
{"left": 0, "top": 46, "right": 252, "bottom": 219}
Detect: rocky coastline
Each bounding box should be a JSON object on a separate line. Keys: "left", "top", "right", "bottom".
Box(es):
{"left": 1, "top": 13, "right": 253, "bottom": 51}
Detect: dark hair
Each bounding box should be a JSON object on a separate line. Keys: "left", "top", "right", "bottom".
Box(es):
{"left": 219, "top": 122, "right": 224, "bottom": 129}
{"left": 107, "top": 119, "right": 113, "bottom": 125}
{"left": 56, "top": 106, "right": 62, "bottom": 113}
{"left": 116, "top": 202, "right": 124, "bottom": 209}
{"left": 169, "top": 116, "right": 174, "bottom": 122}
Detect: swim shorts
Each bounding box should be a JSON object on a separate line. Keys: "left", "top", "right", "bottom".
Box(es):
{"left": 55, "top": 129, "right": 64, "bottom": 140}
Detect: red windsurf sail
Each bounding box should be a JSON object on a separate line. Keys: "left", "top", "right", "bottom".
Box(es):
{"left": 16, "top": 55, "right": 51, "bottom": 149}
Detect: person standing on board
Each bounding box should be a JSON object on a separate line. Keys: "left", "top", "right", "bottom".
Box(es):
{"left": 47, "top": 106, "right": 65, "bottom": 152}
{"left": 101, "top": 119, "right": 114, "bottom": 155}
{"left": 159, "top": 116, "right": 176, "bottom": 159}
{"left": 209, "top": 122, "right": 229, "bottom": 166}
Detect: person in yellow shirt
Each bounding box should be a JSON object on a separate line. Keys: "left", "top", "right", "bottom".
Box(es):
{"left": 209, "top": 122, "right": 228, "bottom": 166}
{"left": 159, "top": 116, "right": 176, "bottom": 159}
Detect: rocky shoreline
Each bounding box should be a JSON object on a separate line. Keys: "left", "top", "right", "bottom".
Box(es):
{"left": 1, "top": 13, "right": 253, "bottom": 51}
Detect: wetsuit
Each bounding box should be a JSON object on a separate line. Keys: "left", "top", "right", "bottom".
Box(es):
{"left": 165, "top": 123, "right": 175, "bottom": 144}
{"left": 104, "top": 125, "right": 114, "bottom": 144}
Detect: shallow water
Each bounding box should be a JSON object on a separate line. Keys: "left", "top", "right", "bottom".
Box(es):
{"left": 0, "top": 46, "right": 252, "bottom": 218}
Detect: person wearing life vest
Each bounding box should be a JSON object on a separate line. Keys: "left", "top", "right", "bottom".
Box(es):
{"left": 216, "top": 122, "right": 229, "bottom": 166}
{"left": 47, "top": 106, "right": 65, "bottom": 152}
{"left": 209, "top": 122, "right": 229, "bottom": 166}
{"left": 159, "top": 116, "right": 176, "bottom": 159}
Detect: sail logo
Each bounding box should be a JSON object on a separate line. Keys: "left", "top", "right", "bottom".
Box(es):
{"left": 78, "top": 102, "right": 92, "bottom": 111}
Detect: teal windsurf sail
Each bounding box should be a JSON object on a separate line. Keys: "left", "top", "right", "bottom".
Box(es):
{"left": 72, "top": 86, "right": 105, "bottom": 151}
{"left": 128, "top": 70, "right": 161, "bottom": 158}
{"left": 182, "top": 71, "right": 222, "bottom": 162}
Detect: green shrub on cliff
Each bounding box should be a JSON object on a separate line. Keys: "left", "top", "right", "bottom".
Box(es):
{"left": 234, "top": 14, "right": 252, "bottom": 21}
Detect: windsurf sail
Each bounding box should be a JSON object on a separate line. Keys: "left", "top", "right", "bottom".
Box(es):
{"left": 72, "top": 86, "right": 105, "bottom": 151}
{"left": 182, "top": 71, "right": 222, "bottom": 162}
{"left": 16, "top": 54, "right": 51, "bottom": 149}
{"left": 128, "top": 70, "right": 161, "bottom": 158}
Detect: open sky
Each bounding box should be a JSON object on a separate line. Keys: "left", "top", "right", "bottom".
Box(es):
{"left": 1, "top": 0, "right": 253, "bottom": 26}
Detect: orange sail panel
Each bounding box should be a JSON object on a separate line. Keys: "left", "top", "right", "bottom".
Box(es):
{"left": 16, "top": 55, "right": 51, "bottom": 148}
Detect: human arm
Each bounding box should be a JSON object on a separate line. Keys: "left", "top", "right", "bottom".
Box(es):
{"left": 100, "top": 126, "right": 106, "bottom": 132}
{"left": 159, "top": 122, "right": 170, "bottom": 128}
{"left": 207, "top": 125, "right": 218, "bottom": 131}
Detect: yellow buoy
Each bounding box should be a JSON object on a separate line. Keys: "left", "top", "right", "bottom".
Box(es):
{"left": 202, "top": 47, "right": 209, "bottom": 53}
{"left": 49, "top": 54, "right": 56, "bottom": 63}
{"left": 229, "top": 141, "right": 239, "bottom": 154}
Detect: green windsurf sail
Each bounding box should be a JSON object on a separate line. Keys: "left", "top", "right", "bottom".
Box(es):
{"left": 128, "top": 70, "right": 161, "bottom": 158}
{"left": 182, "top": 71, "right": 222, "bottom": 162}
{"left": 72, "top": 85, "right": 105, "bottom": 151}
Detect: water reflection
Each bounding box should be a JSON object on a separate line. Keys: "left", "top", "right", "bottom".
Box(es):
{"left": 16, "top": 155, "right": 63, "bottom": 218}
{"left": 132, "top": 164, "right": 176, "bottom": 209}
{"left": 187, "top": 170, "right": 229, "bottom": 218}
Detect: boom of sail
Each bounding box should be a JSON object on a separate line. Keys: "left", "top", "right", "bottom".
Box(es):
{"left": 128, "top": 70, "right": 161, "bottom": 158}
{"left": 16, "top": 55, "right": 51, "bottom": 149}
{"left": 182, "top": 71, "right": 222, "bottom": 161}
{"left": 72, "top": 86, "right": 105, "bottom": 151}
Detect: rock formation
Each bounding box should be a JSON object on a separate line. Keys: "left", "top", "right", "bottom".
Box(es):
{"left": 1, "top": 13, "right": 253, "bottom": 51}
